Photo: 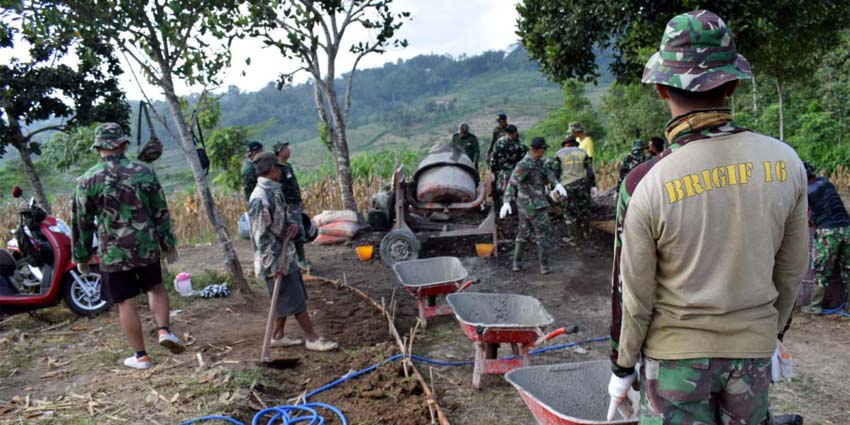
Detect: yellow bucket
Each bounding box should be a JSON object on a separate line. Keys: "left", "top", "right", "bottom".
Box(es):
{"left": 355, "top": 245, "right": 374, "bottom": 261}
{"left": 475, "top": 243, "right": 494, "bottom": 257}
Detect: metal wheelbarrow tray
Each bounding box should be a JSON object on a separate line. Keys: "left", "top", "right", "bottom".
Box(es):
{"left": 446, "top": 292, "right": 576, "bottom": 388}
{"left": 505, "top": 361, "right": 637, "bottom": 425}
{"left": 392, "top": 256, "right": 475, "bottom": 325}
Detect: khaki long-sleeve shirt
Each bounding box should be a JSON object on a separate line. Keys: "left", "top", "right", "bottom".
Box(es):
{"left": 612, "top": 119, "right": 808, "bottom": 372}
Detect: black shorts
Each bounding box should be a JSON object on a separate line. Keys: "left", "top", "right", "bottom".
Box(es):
{"left": 101, "top": 262, "right": 163, "bottom": 304}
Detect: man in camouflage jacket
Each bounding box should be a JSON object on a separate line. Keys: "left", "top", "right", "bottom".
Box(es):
{"left": 242, "top": 141, "right": 264, "bottom": 202}
{"left": 490, "top": 124, "right": 527, "bottom": 209}
{"left": 617, "top": 140, "right": 650, "bottom": 189}
{"left": 501, "top": 137, "right": 566, "bottom": 274}
{"left": 486, "top": 112, "right": 509, "bottom": 165}
{"left": 72, "top": 123, "right": 184, "bottom": 370}
{"left": 274, "top": 141, "right": 311, "bottom": 271}
{"left": 248, "top": 152, "right": 337, "bottom": 351}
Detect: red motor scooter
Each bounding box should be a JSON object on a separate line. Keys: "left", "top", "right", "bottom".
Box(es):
{"left": 0, "top": 188, "right": 108, "bottom": 317}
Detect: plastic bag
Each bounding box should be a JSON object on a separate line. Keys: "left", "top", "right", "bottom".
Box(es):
{"left": 313, "top": 234, "right": 348, "bottom": 245}
{"left": 314, "top": 210, "right": 358, "bottom": 227}
{"left": 771, "top": 341, "right": 794, "bottom": 383}
{"left": 238, "top": 212, "right": 250, "bottom": 240}
{"left": 318, "top": 221, "right": 360, "bottom": 238}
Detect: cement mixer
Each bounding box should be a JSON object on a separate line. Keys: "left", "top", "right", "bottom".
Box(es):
{"left": 374, "top": 144, "right": 497, "bottom": 266}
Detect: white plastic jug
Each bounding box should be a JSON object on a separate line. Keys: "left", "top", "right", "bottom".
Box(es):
{"left": 174, "top": 273, "right": 193, "bottom": 296}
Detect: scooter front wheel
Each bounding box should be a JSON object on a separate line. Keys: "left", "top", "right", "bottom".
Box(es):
{"left": 64, "top": 267, "right": 109, "bottom": 316}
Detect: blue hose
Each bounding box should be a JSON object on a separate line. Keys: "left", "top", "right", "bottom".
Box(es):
{"left": 822, "top": 303, "right": 850, "bottom": 318}
{"left": 178, "top": 336, "right": 610, "bottom": 424}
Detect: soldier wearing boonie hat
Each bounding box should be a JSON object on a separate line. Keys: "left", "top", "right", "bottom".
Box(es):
{"left": 608, "top": 10, "right": 809, "bottom": 424}
{"left": 617, "top": 140, "right": 649, "bottom": 189}
{"left": 73, "top": 122, "right": 184, "bottom": 370}
{"left": 241, "top": 141, "right": 264, "bottom": 202}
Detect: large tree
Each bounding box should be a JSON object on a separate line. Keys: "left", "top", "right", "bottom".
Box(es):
{"left": 0, "top": 2, "right": 128, "bottom": 213}
{"left": 47, "top": 0, "right": 250, "bottom": 292}
{"left": 516, "top": 0, "right": 850, "bottom": 140}
{"left": 247, "top": 0, "right": 409, "bottom": 211}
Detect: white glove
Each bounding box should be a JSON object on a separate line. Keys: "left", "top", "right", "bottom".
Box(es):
{"left": 554, "top": 183, "right": 567, "bottom": 197}
{"left": 77, "top": 262, "right": 91, "bottom": 275}
{"left": 499, "top": 203, "right": 512, "bottom": 219}
{"left": 607, "top": 372, "right": 637, "bottom": 421}
{"left": 591, "top": 187, "right": 599, "bottom": 197}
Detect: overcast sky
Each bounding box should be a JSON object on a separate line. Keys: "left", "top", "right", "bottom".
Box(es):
{"left": 112, "top": 0, "right": 521, "bottom": 100}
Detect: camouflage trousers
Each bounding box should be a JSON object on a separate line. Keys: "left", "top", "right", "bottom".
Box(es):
{"left": 563, "top": 179, "right": 591, "bottom": 235}
{"left": 811, "top": 226, "right": 850, "bottom": 289}
{"left": 639, "top": 357, "right": 772, "bottom": 425}
{"left": 516, "top": 207, "right": 553, "bottom": 249}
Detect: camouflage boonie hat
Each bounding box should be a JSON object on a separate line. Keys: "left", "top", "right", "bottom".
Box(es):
{"left": 569, "top": 122, "right": 584, "bottom": 133}
{"left": 632, "top": 140, "right": 647, "bottom": 150}
{"left": 253, "top": 152, "right": 281, "bottom": 175}
{"left": 642, "top": 10, "right": 752, "bottom": 92}
{"left": 92, "top": 123, "right": 130, "bottom": 150}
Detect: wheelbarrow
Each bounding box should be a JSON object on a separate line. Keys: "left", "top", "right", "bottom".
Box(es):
{"left": 392, "top": 256, "right": 476, "bottom": 327}
{"left": 505, "top": 361, "right": 638, "bottom": 425}
{"left": 446, "top": 292, "right": 577, "bottom": 389}
{"left": 506, "top": 361, "right": 805, "bottom": 425}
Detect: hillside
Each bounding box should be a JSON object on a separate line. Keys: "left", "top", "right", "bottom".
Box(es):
{"left": 0, "top": 46, "right": 577, "bottom": 196}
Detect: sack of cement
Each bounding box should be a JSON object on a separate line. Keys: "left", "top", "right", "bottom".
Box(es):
{"left": 414, "top": 143, "right": 478, "bottom": 203}
{"left": 238, "top": 212, "right": 250, "bottom": 240}
{"left": 314, "top": 210, "right": 358, "bottom": 227}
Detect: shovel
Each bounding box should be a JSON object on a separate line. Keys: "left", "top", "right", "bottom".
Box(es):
{"left": 259, "top": 233, "right": 301, "bottom": 369}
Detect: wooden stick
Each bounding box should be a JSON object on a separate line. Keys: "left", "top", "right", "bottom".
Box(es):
{"left": 260, "top": 236, "right": 291, "bottom": 363}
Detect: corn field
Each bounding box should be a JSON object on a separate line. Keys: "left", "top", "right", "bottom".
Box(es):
{"left": 0, "top": 164, "right": 847, "bottom": 246}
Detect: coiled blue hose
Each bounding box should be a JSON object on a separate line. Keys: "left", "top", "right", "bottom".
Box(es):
{"left": 822, "top": 303, "right": 850, "bottom": 318}
{"left": 177, "top": 336, "right": 610, "bottom": 424}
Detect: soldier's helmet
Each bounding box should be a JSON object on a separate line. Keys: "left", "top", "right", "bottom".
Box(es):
{"left": 92, "top": 123, "right": 130, "bottom": 150}
{"left": 632, "top": 140, "right": 648, "bottom": 150}
{"left": 641, "top": 10, "right": 752, "bottom": 92}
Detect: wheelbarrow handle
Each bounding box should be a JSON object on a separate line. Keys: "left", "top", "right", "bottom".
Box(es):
{"left": 534, "top": 325, "right": 579, "bottom": 346}
{"left": 457, "top": 279, "right": 478, "bottom": 292}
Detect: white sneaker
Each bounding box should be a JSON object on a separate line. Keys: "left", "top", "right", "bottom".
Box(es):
{"left": 158, "top": 332, "right": 186, "bottom": 354}
{"left": 305, "top": 337, "right": 338, "bottom": 352}
{"left": 270, "top": 336, "right": 303, "bottom": 347}
{"left": 123, "top": 355, "right": 152, "bottom": 370}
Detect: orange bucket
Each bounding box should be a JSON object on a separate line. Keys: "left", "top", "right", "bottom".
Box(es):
{"left": 475, "top": 243, "right": 494, "bottom": 257}
{"left": 355, "top": 245, "right": 374, "bottom": 261}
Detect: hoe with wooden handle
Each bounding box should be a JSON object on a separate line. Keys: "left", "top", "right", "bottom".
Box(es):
{"left": 259, "top": 234, "right": 300, "bottom": 368}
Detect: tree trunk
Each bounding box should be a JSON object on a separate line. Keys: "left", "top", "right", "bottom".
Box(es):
{"left": 10, "top": 128, "right": 51, "bottom": 214}
{"left": 160, "top": 74, "right": 250, "bottom": 294}
{"left": 775, "top": 78, "right": 785, "bottom": 141}
{"left": 325, "top": 87, "right": 358, "bottom": 212}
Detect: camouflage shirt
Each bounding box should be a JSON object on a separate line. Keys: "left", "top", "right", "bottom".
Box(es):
{"left": 276, "top": 162, "right": 302, "bottom": 207}
{"left": 505, "top": 154, "right": 558, "bottom": 212}
{"left": 490, "top": 137, "right": 528, "bottom": 174}
{"left": 241, "top": 159, "right": 258, "bottom": 202}
{"left": 618, "top": 149, "right": 650, "bottom": 187}
{"left": 543, "top": 157, "right": 561, "bottom": 181}
{"left": 488, "top": 125, "right": 508, "bottom": 157}
{"left": 72, "top": 154, "right": 176, "bottom": 272}
{"left": 248, "top": 177, "right": 297, "bottom": 280}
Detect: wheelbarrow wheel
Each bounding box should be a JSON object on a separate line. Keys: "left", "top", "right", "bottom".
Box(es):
{"left": 379, "top": 229, "right": 420, "bottom": 267}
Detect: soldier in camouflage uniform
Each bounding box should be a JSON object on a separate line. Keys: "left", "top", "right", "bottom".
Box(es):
{"left": 274, "top": 141, "right": 311, "bottom": 271}
{"left": 242, "top": 141, "right": 263, "bottom": 202}
{"left": 486, "top": 112, "right": 509, "bottom": 165}
{"left": 248, "top": 152, "right": 337, "bottom": 352}
{"left": 72, "top": 123, "right": 184, "bottom": 370}
{"left": 451, "top": 123, "right": 480, "bottom": 169}
{"left": 555, "top": 136, "right": 595, "bottom": 244}
{"left": 501, "top": 137, "right": 566, "bottom": 274}
{"left": 607, "top": 11, "right": 808, "bottom": 423}
{"left": 801, "top": 162, "right": 850, "bottom": 314}
{"left": 617, "top": 140, "right": 650, "bottom": 188}
{"left": 489, "top": 124, "right": 527, "bottom": 210}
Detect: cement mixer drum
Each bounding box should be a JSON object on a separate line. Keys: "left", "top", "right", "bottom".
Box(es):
{"left": 414, "top": 143, "right": 479, "bottom": 203}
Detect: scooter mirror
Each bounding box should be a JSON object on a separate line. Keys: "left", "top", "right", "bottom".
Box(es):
{"left": 12, "top": 186, "right": 22, "bottom": 198}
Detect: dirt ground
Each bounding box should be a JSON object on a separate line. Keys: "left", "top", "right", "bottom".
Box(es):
{"left": 2, "top": 209, "right": 850, "bottom": 424}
